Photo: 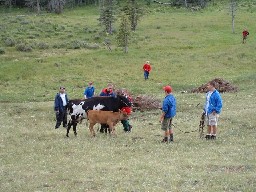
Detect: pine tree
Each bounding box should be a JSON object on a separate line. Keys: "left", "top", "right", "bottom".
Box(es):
{"left": 99, "top": 0, "right": 117, "bottom": 35}
{"left": 116, "top": 14, "right": 131, "bottom": 53}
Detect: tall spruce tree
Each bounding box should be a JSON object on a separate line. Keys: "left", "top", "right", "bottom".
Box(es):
{"left": 99, "top": 0, "right": 117, "bottom": 35}
{"left": 122, "top": 0, "right": 143, "bottom": 31}
{"left": 116, "top": 13, "right": 131, "bottom": 53}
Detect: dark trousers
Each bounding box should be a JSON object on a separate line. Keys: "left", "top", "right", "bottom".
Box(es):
{"left": 121, "top": 119, "right": 131, "bottom": 132}
{"left": 55, "top": 109, "right": 67, "bottom": 128}
{"left": 144, "top": 71, "right": 149, "bottom": 79}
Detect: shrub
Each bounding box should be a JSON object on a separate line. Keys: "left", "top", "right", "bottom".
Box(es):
{"left": 16, "top": 43, "right": 33, "bottom": 52}
{"left": 0, "top": 48, "right": 5, "bottom": 54}
{"left": 70, "top": 40, "right": 81, "bottom": 49}
{"left": 85, "top": 43, "right": 100, "bottom": 50}
{"left": 37, "top": 42, "right": 49, "bottom": 50}
{"left": 5, "top": 38, "right": 16, "bottom": 47}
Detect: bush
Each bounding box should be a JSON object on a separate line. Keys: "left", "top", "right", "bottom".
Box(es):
{"left": 0, "top": 48, "right": 5, "bottom": 54}
{"left": 70, "top": 40, "right": 81, "bottom": 49}
{"left": 37, "top": 42, "right": 49, "bottom": 49}
{"left": 5, "top": 38, "right": 16, "bottom": 47}
{"left": 16, "top": 43, "right": 33, "bottom": 52}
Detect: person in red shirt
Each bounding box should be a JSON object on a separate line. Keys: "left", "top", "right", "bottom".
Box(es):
{"left": 242, "top": 29, "right": 249, "bottom": 44}
{"left": 143, "top": 61, "right": 152, "bottom": 80}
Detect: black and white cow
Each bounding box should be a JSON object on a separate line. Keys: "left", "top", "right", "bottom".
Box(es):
{"left": 66, "top": 95, "right": 132, "bottom": 137}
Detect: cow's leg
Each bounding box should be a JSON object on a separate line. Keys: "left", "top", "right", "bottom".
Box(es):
{"left": 89, "top": 123, "right": 96, "bottom": 137}
{"left": 66, "top": 120, "right": 72, "bottom": 137}
{"left": 73, "top": 122, "right": 77, "bottom": 136}
{"left": 107, "top": 122, "right": 116, "bottom": 136}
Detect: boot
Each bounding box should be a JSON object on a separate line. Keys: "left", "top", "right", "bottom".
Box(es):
{"left": 211, "top": 134, "right": 216, "bottom": 139}
{"left": 169, "top": 134, "right": 174, "bottom": 142}
{"left": 161, "top": 137, "right": 168, "bottom": 143}
{"left": 205, "top": 134, "right": 211, "bottom": 140}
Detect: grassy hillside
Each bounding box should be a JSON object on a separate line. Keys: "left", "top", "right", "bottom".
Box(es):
{"left": 0, "top": 2, "right": 255, "bottom": 102}
{"left": 0, "top": 2, "right": 256, "bottom": 191}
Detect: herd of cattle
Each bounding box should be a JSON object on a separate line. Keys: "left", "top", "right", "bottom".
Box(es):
{"left": 65, "top": 95, "right": 132, "bottom": 137}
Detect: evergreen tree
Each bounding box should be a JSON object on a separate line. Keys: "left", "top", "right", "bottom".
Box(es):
{"left": 122, "top": 0, "right": 143, "bottom": 31}
{"left": 99, "top": 0, "right": 117, "bottom": 35}
{"left": 116, "top": 13, "right": 131, "bottom": 53}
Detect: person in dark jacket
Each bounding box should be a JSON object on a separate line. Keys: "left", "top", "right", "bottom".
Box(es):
{"left": 160, "top": 85, "right": 176, "bottom": 143}
{"left": 54, "top": 86, "right": 69, "bottom": 129}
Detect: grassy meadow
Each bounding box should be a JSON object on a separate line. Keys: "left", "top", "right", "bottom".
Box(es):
{"left": 1, "top": 1, "right": 256, "bottom": 191}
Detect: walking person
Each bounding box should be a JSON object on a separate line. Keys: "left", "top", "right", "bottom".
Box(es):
{"left": 84, "top": 81, "right": 95, "bottom": 99}
{"left": 159, "top": 85, "right": 176, "bottom": 143}
{"left": 143, "top": 61, "right": 151, "bottom": 80}
{"left": 242, "top": 29, "right": 249, "bottom": 44}
{"left": 54, "top": 86, "right": 69, "bottom": 129}
{"left": 204, "top": 81, "right": 223, "bottom": 140}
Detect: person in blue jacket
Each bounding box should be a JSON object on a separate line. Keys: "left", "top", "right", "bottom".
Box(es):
{"left": 204, "top": 81, "right": 223, "bottom": 140}
{"left": 159, "top": 85, "right": 176, "bottom": 143}
{"left": 84, "top": 82, "right": 95, "bottom": 99}
{"left": 54, "top": 86, "right": 69, "bottom": 129}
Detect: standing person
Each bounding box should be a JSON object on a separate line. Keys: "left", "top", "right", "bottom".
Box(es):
{"left": 242, "top": 29, "right": 249, "bottom": 44}
{"left": 54, "top": 86, "right": 69, "bottom": 129}
{"left": 204, "top": 81, "right": 223, "bottom": 140}
{"left": 84, "top": 82, "right": 95, "bottom": 99}
{"left": 159, "top": 85, "right": 176, "bottom": 143}
{"left": 99, "top": 83, "right": 116, "bottom": 97}
{"left": 143, "top": 61, "right": 151, "bottom": 80}
{"left": 99, "top": 84, "right": 132, "bottom": 132}
{"left": 119, "top": 89, "right": 133, "bottom": 132}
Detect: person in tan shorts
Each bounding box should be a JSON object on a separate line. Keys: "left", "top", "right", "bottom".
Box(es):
{"left": 204, "top": 81, "right": 223, "bottom": 139}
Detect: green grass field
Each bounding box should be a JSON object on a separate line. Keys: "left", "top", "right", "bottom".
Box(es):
{"left": 0, "top": 1, "right": 256, "bottom": 191}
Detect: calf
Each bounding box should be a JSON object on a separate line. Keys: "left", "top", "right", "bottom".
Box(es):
{"left": 87, "top": 110, "right": 128, "bottom": 137}
{"left": 66, "top": 95, "right": 132, "bottom": 137}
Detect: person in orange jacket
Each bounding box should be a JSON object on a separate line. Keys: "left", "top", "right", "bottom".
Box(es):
{"left": 143, "top": 61, "right": 152, "bottom": 80}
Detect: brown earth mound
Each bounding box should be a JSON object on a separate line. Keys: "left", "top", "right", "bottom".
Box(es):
{"left": 132, "top": 95, "right": 161, "bottom": 111}
{"left": 191, "top": 78, "right": 238, "bottom": 93}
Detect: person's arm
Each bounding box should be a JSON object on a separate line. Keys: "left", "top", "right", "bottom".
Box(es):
{"left": 159, "top": 112, "right": 165, "bottom": 123}
{"left": 54, "top": 95, "right": 59, "bottom": 112}
{"left": 215, "top": 93, "right": 223, "bottom": 114}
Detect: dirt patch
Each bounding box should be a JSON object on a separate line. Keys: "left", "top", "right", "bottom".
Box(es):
{"left": 191, "top": 78, "right": 238, "bottom": 93}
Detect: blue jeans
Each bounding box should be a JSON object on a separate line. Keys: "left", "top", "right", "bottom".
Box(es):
{"left": 144, "top": 71, "right": 149, "bottom": 79}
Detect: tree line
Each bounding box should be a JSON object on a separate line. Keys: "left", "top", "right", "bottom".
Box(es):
{"left": 1, "top": 0, "right": 214, "bottom": 14}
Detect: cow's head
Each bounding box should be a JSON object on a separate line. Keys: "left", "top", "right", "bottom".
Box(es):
{"left": 117, "top": 95, "right": 132, "bottom": 108}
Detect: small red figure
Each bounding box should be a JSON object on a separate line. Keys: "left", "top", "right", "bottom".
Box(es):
{"left": 242, "top": 29, "right": 249, "bottom": 44}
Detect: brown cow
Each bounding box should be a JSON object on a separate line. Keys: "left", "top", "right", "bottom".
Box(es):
{"left": 87, "top": 110, "right": 128, "bottom": 137}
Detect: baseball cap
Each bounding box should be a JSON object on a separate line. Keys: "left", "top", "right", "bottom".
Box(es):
{"left": 163, "top": 85, "right": 172, "bottom": 93}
